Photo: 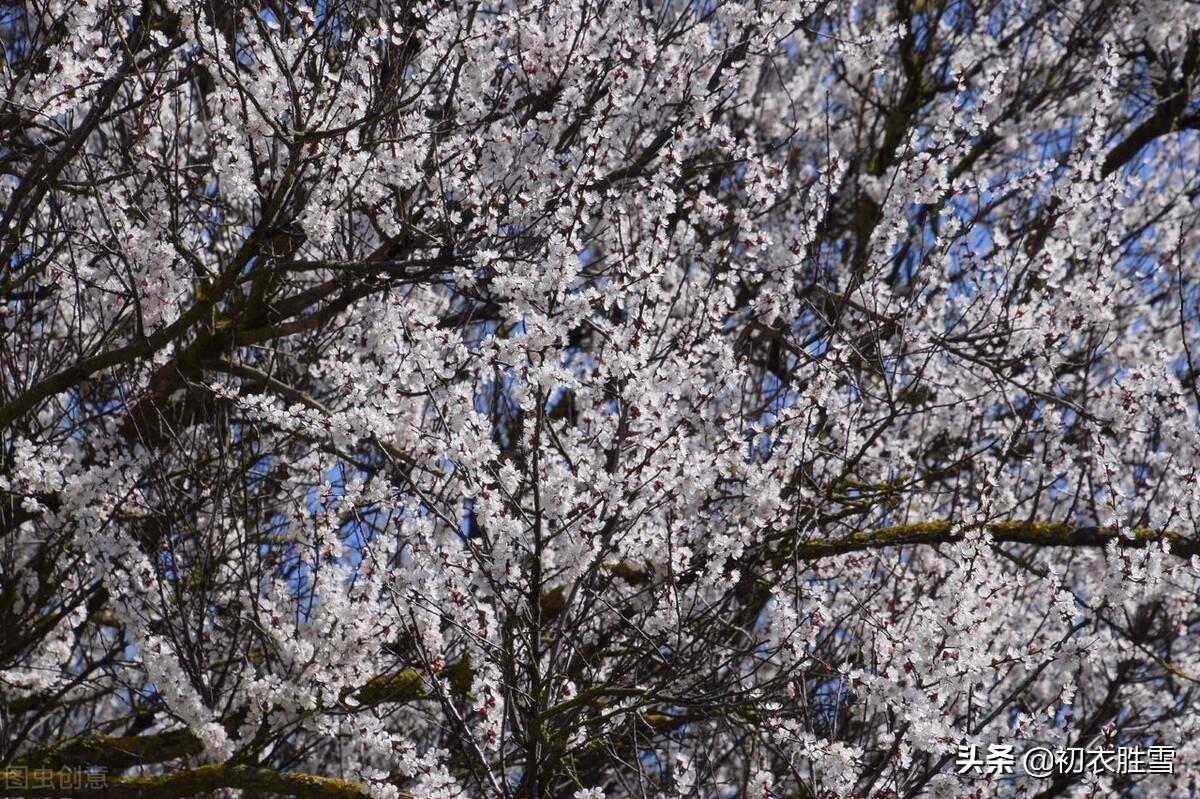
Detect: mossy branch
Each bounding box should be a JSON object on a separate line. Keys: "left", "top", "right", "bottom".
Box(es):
{"left": 0, "top": 765, "right": 394, "bottom": 799}
{"left": 17, "top": 660, "right": 476, "bottom": 773}
{"left": 351, "top": 669, "right": 427, "bottom": 706}
{"left": 597, "top": 520, "right": 1194, "bottom": 589}
{"left": 783, "top": 519, "right": 1195, "bottom": 560}
{"left": 18, "top": 730, "right": 203, "bottom": 770}
{"left": 350, "top": 656, "right": 474, "bottom": 706}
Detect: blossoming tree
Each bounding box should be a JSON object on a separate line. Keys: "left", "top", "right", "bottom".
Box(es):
{"left": 3, "top": 0, "right": 1200, "bottom": 797}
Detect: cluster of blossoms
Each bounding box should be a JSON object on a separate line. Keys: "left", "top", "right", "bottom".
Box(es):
{"left": 2, "top": 0, "right": 1200, "bottom": 797}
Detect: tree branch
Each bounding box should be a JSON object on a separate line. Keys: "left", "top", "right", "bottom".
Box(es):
{"left": 0, "top": 765, "right": 390, "bottom": 799}
{"left": 785, "top": 519, "right": 1196, "bottom": 560}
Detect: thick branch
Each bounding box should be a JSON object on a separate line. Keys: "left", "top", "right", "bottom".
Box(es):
{"left": 0, "top": 765, "right": 385, "bottom": 799}
{"left": 18, "top": 730, "right": 203, "bottom": 771}
{"left": 1102, "top": 34, "right": 1200, "bottom": 177}
{"left": 607, "top": 520, "right": 1196, "bottom": 587}
{"left": 15, "top": 662, "right": 476, "bottom": 772}
{"left": 787, "top": 519, "right": 1196, "bottom": 560}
